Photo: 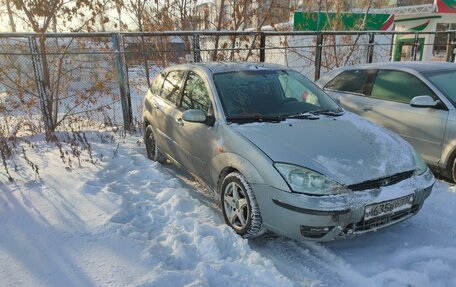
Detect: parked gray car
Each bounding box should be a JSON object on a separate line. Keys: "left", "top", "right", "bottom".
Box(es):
{"left": 316, "top": 62, "right": 456, "bottom": 181}
{"left": 142, "top": 62, "right": 434, "bottom": 241}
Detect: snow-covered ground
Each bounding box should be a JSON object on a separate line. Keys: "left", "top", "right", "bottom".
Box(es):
{"left": 1, "top": 131, "right": 456, "bottom": 287}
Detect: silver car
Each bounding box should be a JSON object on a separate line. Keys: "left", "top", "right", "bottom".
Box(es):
{"left": 316, "top": 62, "right": 456, "bottom": 181}
{"left": 142, "top": 62, "right": 434, "bottom": 241}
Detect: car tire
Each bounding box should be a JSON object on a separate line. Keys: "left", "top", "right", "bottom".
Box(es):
{"left": 221, "top": 172, "right": 264, "bottom": 238}
{"left": 145, "top": 125, "right": 166, "bottom": 163}
{"left": 451, "top": 159, "right": 456, "bottom": 183}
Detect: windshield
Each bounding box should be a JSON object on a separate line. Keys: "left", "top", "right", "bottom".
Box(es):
{"left": 213, "top": 70, "right": 341, "bottom": 121}
{"left": 425, "top": 70, "right": 456, "bottom": 103}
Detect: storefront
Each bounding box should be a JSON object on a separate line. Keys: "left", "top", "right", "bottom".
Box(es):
{"left": 394, "top": 0, "right": 456, "bottom": 62}
{"left": 293, "top": 0, "right": 456, "bottom": 62}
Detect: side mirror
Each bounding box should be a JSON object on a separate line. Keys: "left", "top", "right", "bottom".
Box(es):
{"left": 182, "top": 109, "right": 207, "bottom": 123}
{"left": 410, "top": 95, "right": 438, "bottom": 108}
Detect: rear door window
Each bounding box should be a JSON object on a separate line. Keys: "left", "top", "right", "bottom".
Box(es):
{"left": 160, "top": 70, "right": 185, "bottom": 105}
{"left": 325, "top": 69, "right": 376, "bottom": 95}
{"left": 371, "top": 70, "right": 435, "bottom": 103}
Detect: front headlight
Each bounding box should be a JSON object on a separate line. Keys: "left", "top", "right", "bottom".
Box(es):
{"left": 413, "top": 151, "right": 428, "bottom": 175}
{"left": 274, "top": 163, "right": 349, "bottom": 195}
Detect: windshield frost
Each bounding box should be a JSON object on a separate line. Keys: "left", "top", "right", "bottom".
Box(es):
{"left": 213, "top": 70, "right": 341, "bottom": 119}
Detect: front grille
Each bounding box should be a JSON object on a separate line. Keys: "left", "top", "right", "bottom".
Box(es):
{"left": 347, "top": 170, "right": 414, "bottom": 191}
{"left": 350, "top": 204, "right": 420, "bottom": 233}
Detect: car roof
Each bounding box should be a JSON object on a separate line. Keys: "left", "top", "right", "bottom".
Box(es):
{"left": 335, "top": 61, "right": 455, "bottom": 73}
{"left": 166, "top": 61, "right": 292, "bottom": 74}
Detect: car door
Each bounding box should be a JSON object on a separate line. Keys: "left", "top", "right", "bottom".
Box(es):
{"left": 153, "top": 69, "right": 187, "bottom": 161}
{"left": 145, "top": 72, "right": 166, "bottom": 146}
{"left": 358, "top": 69, "right": 448, "bottom": 165}
{"left": 323, "top": 69, "right": 377, "bottom": 113}
{"left": 172, "top": 70, "right": 218, "bottom": 183}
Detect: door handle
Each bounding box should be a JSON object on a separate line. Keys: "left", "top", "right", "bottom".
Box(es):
{"left": 175, "top": 117, "right": 184, "bottom": 126}
{"left": 362, "top": 106, "right": 373, "bottom": 111}
{"left": 153, "top": 102, "right": 161, "bottom": 110}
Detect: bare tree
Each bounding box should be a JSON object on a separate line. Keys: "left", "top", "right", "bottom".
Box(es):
{"left": 125, "top": 0, "right": 152, "bottom": 86}
{"left": 210, "top": 0, "right": 291, "bottom": 61}
{"left": 212, "top": 0, "right": 226, "bottom": 61}
{"left": 126, "top": 0, "right": 149, "bottom": 31}
{"left": 3, "top": 0, "right": 17, "bottom": 32}
{"left": 2, "top": 0, "right": 110, "bottom": 140}
{"left": 114, "top": 0, "right": 126, "bottom": 31}
{"left": 139, "top": 2, "right": 172, "bottom": 67}
{"left": 319, "top": 0, "right": 377, "bottom": 70}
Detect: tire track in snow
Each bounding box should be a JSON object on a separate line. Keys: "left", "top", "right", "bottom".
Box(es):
{"left": 100, "top": 140, "right": 300, "bottom": 286}
{"left": 250, "top": 234, "right": 372, "bottom": 287}
{"left": 104, "top": 138, "right": 456, "bottom": 287}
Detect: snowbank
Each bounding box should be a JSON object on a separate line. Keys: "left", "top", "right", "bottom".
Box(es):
{"left": 1, "top": 131, "right": 455, "bottom": 286}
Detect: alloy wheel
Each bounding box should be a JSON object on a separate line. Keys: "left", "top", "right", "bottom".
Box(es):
{"left": 223, "top": 181, "right": 250, "bottom": 231}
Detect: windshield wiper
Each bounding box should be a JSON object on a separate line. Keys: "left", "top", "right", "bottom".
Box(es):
{"left": 226, "top": 109, "right": 342, "bottom": 123}
{"left": 283, "top": 112, "right": 320, "bottom": 120}
{"left": 226, "top": 114, "right": 286, "bottom": 123}
{"left": 310, "top": 109, "right": 344, "bottom": 116}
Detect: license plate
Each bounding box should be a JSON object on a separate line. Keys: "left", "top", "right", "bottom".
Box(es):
{"left": 364, "top": 194, "right": 414, "bottom": 221}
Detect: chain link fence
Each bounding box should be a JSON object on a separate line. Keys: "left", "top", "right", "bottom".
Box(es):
{"left": 0, "top": 30, "right": 455, "bottom": 138}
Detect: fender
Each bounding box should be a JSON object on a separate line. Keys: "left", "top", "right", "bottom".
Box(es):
{"left": 440, "top": 116, "right": 456, "bottom": 172}
{"left": 441, "top": 141, "right": 456, "bottom": 172}
{"left": 210, "top": 151, "right": 290, "bottom": 194}
{"left": 210, "top": 152, "right": 264, "bottom": 191}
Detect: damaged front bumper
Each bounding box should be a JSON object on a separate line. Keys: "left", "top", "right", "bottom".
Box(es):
{"left": 252, "top": 168, "right": 435, "bottom": 241}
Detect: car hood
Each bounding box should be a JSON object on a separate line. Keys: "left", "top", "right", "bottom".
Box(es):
{"left": 231, "top": 112, "right": 416, "bottom": 186}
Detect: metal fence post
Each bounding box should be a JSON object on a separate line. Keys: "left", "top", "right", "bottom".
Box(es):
{"left": 412, "top": 32, "right": 419, "bottom": 61}
{"left": 112, "top": 33, "right": 133, "bottom": 131}
{"left": 193, "top": 34, "right": 201, "bottom": 62}
{"left": 28, "top": 35, "right": 52, "bottom": 131}
{"left": 389, "top": 33, "right": 395, "bottom": 61}
{"left": 366, "top": 33, "right": 375, "bottom": 63}
{"left": 314, "top": 33, "right": 323, "bottom": 81}
{"left": 259, "top": 32, "right": 266, "bottom": 62}
{"left": 446, "top": 32, "right": 455, "bottom": 62}
{"left": 121, "top": 35, "right": 133, "bottom": 130}
{"left": 453, "top": 31, "right": 456, "bottom": 62}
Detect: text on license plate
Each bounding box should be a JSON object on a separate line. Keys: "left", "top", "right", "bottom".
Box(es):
{"left": 364, "top": 194, "right": 414, "bottom": 221}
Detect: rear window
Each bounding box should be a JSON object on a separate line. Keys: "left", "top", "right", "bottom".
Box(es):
{"left": 325, "top": 69, "right": 376, "bottom": 95}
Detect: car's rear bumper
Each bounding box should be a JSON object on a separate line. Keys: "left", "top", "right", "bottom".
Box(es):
{"left": 252, "top": 169, "right": 435, "bottom": 241}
